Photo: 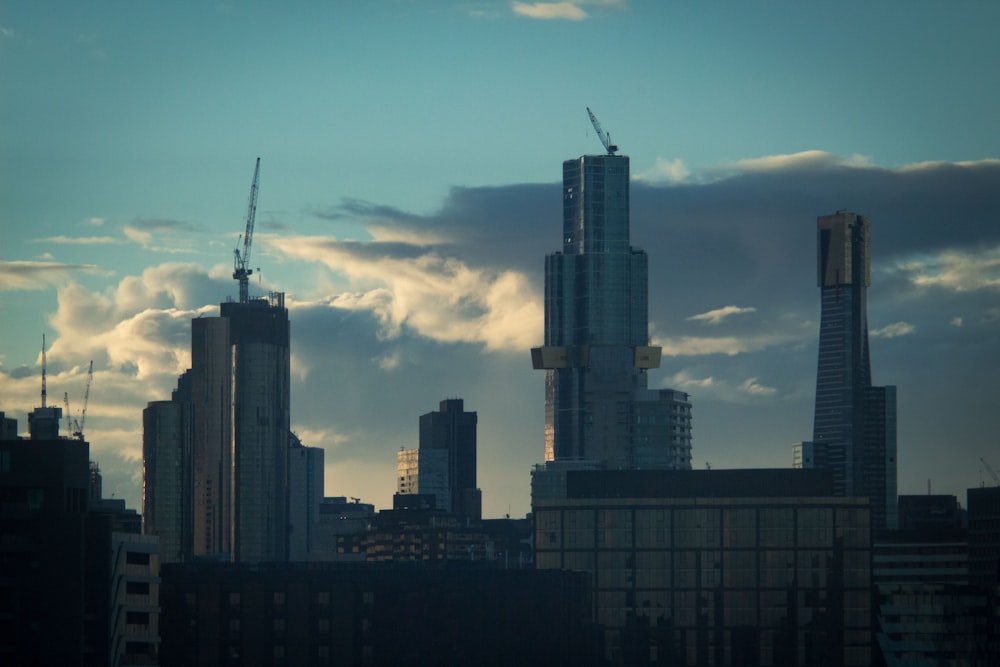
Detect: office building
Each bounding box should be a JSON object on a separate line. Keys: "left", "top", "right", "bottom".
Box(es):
{"left": 534, "top": 468, "right": 873, "bottom": 666}
{"left": 397, "top": 398, "right": 481, "bottom": 519}
{"left": 531, "top": 150, "right": 692, "bottom": 471}
{"left": 812, "top": 211, "right": 898, "bottom": 531}
{"left": 396, "top": 447, "right": 450, "bottom": 511}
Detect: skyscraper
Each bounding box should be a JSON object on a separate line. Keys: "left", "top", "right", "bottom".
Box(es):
{"left": 419, "top": 398, "right": 480, "bottom": 519}
{"left": 531, "top": 150, "right": 692, "bottom": 470}
{"left": 143, "top": 292, "right": 290, "bottom": 563}
{"left": 812, "top": 211, "right": 897, "bottom": 531}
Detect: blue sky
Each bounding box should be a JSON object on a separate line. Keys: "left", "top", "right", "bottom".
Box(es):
{"left": 2, "top": 1, "right": 999, "bottom": 517}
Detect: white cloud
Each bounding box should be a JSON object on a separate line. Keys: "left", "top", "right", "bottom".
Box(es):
{"left": 687, "top": 305, "right": 757, "bottom": 325}
{"left": 512, "top": 2, "right": 588, "bottom": 20}
{"left": 901, "top": 246, "right": 1000, "bottom": 292}
{"left": 633, "top": 157, "right": 691, "bottom": 184}
{"left": 663, "top": 371, "right": 777, "bottom": 402}
{"left": 269, "top": 236, "right": 542, "bottom": 352}
{"left": 730, "top": 150, "right": 874, "bottom": 172}
{"left": 0, "top": 260, "right": 106, "bottom": 291}
{"left": 0, "top": 26, "right": 15, "bottom": 39}
{"left": 657, "top": 332, "right": 790, "bottom": 357}
{"left": 950, "top": 317, "right": 963, "bottom": 327}
{"left": 35, "top": 235, "right": 125, "bottom": 245}
{"left": 870, "top": 321, "right": 915, "bottom": 338}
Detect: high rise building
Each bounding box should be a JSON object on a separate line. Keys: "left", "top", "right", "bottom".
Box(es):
{"left": 531, "top": 150, "right": 692, "bottom": 470}
{"left": 142, "top": 398, "right": 192, "bottom": 563}
{"left": 143, "top": 292, "right": 291, "bottom": 563}
{"left": 397, "top": 399, "right": 480, "bottom": 519}
{"left": 812, "top": 211, "right": 898, "bottom": 531}
{"left": 222, "top": 295, "right": 291, "bottom": 563}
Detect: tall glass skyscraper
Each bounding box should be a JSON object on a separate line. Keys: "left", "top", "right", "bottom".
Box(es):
{"left": 812, "top": 211, "right": 897, "bottom": 531}
{"left": 532, "top": 152, "right": 692, "bottom": 471}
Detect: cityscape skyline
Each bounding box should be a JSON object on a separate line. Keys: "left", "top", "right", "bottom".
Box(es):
{"left": 2, "top": 3, "right": 1000, "bottom": 519}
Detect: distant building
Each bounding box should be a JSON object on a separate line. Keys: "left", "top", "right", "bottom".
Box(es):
{"left": 288, "top": 433, "right": 323, "bottom": 560}
{"left": 812, "top": 211, "right": 898, "bottom": 532}
{"left": 534, "top": 468, "right": 873, "bottom": 667}
{"left": 310, "top": 496, "right": 374, "bottom": 562}
{"left": 792, "top": 441, "right": 814, "bottom": 468}
{"left": 396, "top": 447, "right": 450, "bottom": 511}
{"left": 531, "top": 148, "right": 692, "bottom": 471}
{"left": 419, "top": 398, "right": 480, "bottom": 519}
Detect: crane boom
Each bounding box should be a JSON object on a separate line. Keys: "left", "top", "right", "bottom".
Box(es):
{"left": 233, "top": 157, "right": 261, "bottom": 303}
{"left": 983, "top": 457, "right": 1000, "bottom": 486}
{"left": 586, "top": 107, "right": 618, "bottom": 155}
{"left": 75, "top": 360, "right": 93, "bottom": 441}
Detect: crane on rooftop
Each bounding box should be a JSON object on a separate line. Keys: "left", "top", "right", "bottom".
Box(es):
{"left": 233, "top": 157, "right": 261, "bottom": 303}
{"left": 586, "top": 107, "right": 618, "bottom": 156}
{"left": 73, "top": 360, "right": 93, "bottom": 441}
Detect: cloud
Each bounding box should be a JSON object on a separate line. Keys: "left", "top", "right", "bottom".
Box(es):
{"left": 123, "top": 218, "right": 204, "bottom": 253}
{"left": 950, "top": 317, "right": 963, "bottom": 327}
{"left": 513, "top": 2, "right": 588, "bottom": 21}
{"left": 0, "top": 26, "right": 16, "bottom": 39}
{"left": 890, "top": 245, "right": 1000, "bottom": 292}
{"left": 728, "top": 150, "right": 874, "bottom": 173}
{"left": 870, "top": 321, "right": 915, "bottom": 338}
{"left": 633, "top": 157, "right": 691, "bottom": 184}
{"left": 34, "top": 235, "right": 125, "bottom": 245}
{"left": 687, "top": 305, "right": 757, "bottom": 325}
{"left": 0, "top": 260, "right": 106, "bottom": 290}
{"left": 269, "top": 235, "right": 542, "bottom": 352}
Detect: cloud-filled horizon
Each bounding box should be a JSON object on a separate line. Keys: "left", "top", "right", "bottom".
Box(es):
{"left": 2, "top": 152, "right": 999, "bottom": 517}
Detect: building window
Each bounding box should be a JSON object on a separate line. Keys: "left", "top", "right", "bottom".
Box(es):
{"left": 126, "top": 581, "right": 150, "bottom": 595}
{"left": 126, "top": 551, "right": 151, "bottom": 565}
{"left": 126, "top": 611, "right": 150, "bottom": 626}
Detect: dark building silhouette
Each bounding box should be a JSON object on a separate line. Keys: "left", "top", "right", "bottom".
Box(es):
{"left": 531, "top": 149, "right": 692, "bottom": 471}
{"left": 1, "top": 411, "right": 160, "bottom": 666}
{"left": 159, "top": 561, "right": 600, "bottom": 667}
{"left": 968, "top": 485, "right": 1000, "bottom": 590}
{"left": 418, "top": 398, "right": 479, "bottom": 519}
{"left": 811, "top": 211, "right": 898, "bottom": 532}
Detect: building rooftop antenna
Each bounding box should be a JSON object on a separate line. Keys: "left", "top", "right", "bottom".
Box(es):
{"left": 40, "top": 334, "right": 47, "bottom": 407}
{"left": 586, "top": 107, "right": 618, "bottom": 155}
{"left": 233, "top": 157, "right": 261, "bottom": 304}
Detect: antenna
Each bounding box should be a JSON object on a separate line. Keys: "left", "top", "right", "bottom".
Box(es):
{"left": 40, "top": 334, "right": 47, "bottom": 407}
{"left": 586, "top": 107, "right": 619, "bottom": 155}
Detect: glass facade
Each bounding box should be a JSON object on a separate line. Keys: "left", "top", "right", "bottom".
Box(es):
{"left": 813, "top": 212, "right": 897, "bottom": 531}
{"left": 536, "top": 495, "right": 873, "bottom": 666}
{"left": 534, "top": 153, "right": 692, "bottom": 470}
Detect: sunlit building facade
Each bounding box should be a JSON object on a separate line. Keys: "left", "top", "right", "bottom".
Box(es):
{"left": 531, "top": 152, "right": 692, "bottom": 471}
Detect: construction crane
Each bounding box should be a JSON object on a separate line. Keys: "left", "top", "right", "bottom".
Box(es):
{"left": 73, "top": 360, "right": 93, "bottom": 441}
{"left": 63, "top": 392, "right": 72, "bottom": 434}
{"left": 233, "top": 157, "right": 261, "bottom": 304}
{"left": 982, "top": 457, "right": 1000, "bottom": 486}
{"left": 586, "top": 107, "right": 618, "bottom": 155}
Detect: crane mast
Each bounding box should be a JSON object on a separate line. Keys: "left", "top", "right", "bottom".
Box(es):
{"left": 586, "top": 107, "right": 618, "bottom": 155}
{"left": 233, "top": 157, "right": 261, "bottom": 303}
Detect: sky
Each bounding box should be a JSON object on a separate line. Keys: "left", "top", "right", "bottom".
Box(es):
{"left": 2, "top": 1, "right": 999, "bottom": 519}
